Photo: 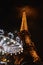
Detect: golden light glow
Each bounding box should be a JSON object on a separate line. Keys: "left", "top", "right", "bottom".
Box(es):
{"left": 25, "top": 35, "right": 31, "bottom": 45}
{"left": 14, "top": 56, "right": 24, "bottom": 65}
{"left": 20, "top": 11, "right": 28, "bottom": 32}
{"left": 25, "top": 35, "right": 40, "bottom": 62}
{"left": 30, "top": 50, "right": 39, "bottom": 62}
{"left": 1, "top": 58, "right": 7, "bottom": 62}
{"left": 17, "top": 6, "right": 37, "bottom": 18}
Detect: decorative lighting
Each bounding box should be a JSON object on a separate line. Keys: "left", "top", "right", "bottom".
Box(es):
{"left": 0, "top": 29, "right": 23, "bottom": 55}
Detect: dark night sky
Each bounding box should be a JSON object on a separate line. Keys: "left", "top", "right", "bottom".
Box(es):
{"left": 0, "top": 0, "right": 43, "bottom": 60}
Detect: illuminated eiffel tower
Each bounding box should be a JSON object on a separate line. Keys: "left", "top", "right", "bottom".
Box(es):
{"left": 20, "top": 11, "right": 42, "bottom": 64}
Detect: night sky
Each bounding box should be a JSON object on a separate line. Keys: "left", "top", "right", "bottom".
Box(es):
{"left": 0, "top": 0, "right": 43, "bottom": 61}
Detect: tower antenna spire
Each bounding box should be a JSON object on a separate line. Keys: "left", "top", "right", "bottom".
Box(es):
{"left": 20, "top": 11, "right": 28, "bottom": 32}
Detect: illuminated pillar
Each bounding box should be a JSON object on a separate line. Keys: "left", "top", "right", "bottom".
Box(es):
{"left": 20, "top": 11, "right": 28, "bottom": 32}
{"left": 20, "top": 11, "right": 41, "bottom": 63}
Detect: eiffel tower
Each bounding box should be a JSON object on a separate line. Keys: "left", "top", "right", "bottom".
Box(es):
{"left": 19, "top": 11, "right": 43, "bottom": 65}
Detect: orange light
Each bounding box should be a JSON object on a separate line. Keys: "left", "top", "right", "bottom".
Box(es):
{"left": 25, "top": 35, "right": 40, "bottom": 62}
{"left": 17, "top": 6, "right": 37, "bottom": 18}
{"left": 20, "top": 11, "right": 28, "bottom": 32}
{"left": 30, "top": 50, "right": 40, "bottom": 62}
